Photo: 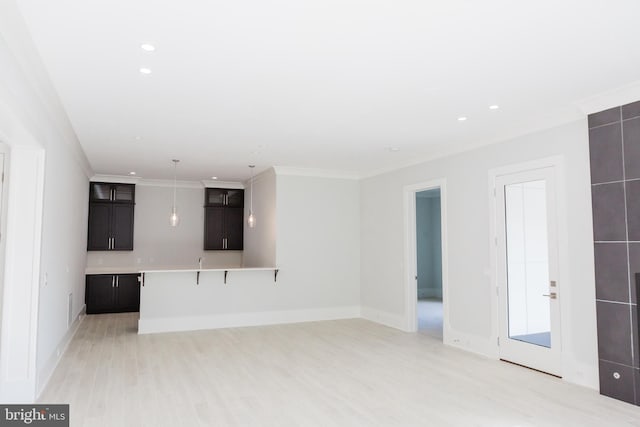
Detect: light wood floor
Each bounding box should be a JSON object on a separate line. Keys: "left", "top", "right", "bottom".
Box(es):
{"left": 40, "top": 313, "right": 640, "bottom": 427}
{"left": 417, "top": 299, "right": 443, "bottom": 340}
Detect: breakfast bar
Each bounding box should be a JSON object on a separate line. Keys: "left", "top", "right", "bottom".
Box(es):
{"left": 138, "top": 267, "right": 279, "bottom": 334}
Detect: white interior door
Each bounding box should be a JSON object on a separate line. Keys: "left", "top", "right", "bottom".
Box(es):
{"left": 495, "top": 166, "right": 561, "bottom": 376}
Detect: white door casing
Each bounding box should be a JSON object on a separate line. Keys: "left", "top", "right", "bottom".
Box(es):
{"left": 403, "top": 179, "right": 448, "bottom": 336}
{"left": 493, "top": 165, "right": 562, "bottom": 376}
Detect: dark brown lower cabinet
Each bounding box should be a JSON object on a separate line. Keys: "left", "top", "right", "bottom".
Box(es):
{"left": 86, "top": 274, "right": 140, "bottom": 314}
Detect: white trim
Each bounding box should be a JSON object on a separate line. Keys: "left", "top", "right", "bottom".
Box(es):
{"left": 0, "top": 146, "right": 45, "bottom": 403}
{"left": 138, "top": 306, "right": 360, "bottom": 334}
{"left": 402, "top": 179, "right": 449, "bottom": 339}
{"left": 575, "top": 79, "right": 640, "bottom": 115}
{"left": 488, "top": 156, "right": 569, "bottom": 375}
{"left": 242, "top": 167, "right": 275, "bottom": 187}
{"left": 36, "top": 305, "right": 86, "bottom": 399}
{"left": 272, "top": 166, "right": 359, "bottom": 180}
{"left": 446, "top": 330, "right": 497, "bottom": 358}
{"left": 91, "top": 174, "right": 245, "bottom": 189}
{"left": 360, "top": 306, "right": 406, "bottom": 330}
{"left": 200, "top": 180, "right": 245, "bottom": 189}
{"left": 90, "top": 174, "right": 142, "bottom": 184}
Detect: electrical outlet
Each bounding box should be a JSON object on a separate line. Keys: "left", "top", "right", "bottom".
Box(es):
{"left": 44, "top": 272, "right": 48, "bottom": 286}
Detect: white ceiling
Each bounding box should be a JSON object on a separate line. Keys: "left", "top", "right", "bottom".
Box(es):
{"left": 16, "top": 0, "right": 640, "bottom": 181}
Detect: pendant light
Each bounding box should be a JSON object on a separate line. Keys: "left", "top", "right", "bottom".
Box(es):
{"left": 248, "top": 165, "right": 256, "bottom": 228}
{"left": 169, "top": 159, "right": 180, "bottom": 227}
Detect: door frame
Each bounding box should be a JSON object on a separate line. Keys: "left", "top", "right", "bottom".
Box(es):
{"left": 403, "top": 178, "right": 448, "bottom": 336}
{"left": 488, "top": 156, "right": 570, "bottom": 374}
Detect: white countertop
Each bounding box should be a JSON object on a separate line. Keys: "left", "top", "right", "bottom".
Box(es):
{"left": 141, "top": 267, "right": 277, "bottom": 273}
{"left": 85, "top": 266, "right": 143, "bottom": 275}
{"left": 86, "top": 266, "right": 277, "bottom": 275}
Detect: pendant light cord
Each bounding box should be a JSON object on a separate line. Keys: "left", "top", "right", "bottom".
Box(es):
{"left": 172, "top": 160, "right": 179, "bottom": 211}
{"left": 250, "top": 165, "right": 254, "bottom": 213}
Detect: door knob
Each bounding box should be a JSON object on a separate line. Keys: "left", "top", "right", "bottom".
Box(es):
{"left": 542, "top": 292, "right": 557, "bottom": 299}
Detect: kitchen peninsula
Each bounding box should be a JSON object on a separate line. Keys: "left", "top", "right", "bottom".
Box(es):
{"left": 138, "top": 266, "right": 279, "bottom": 334}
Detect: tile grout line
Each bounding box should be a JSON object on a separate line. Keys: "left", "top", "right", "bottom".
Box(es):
{"left": 592, "top": 177, "right": 640, "bottom": 186}
{"left": 599, "top": 357, "right": 635, "bottom": 368}
{"left": 589, "top": 112, "right": 640, "bottom": 130}
{"left": 620, "top": 110, "right": 637, "bottom": 402}
{"left": 595, "top": 298, "right": 636, "bottom": 306}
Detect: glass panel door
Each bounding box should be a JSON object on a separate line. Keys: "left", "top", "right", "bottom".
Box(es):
{"left": 504, "top": 180, "right": 551, "bottom": 348}
{"left": 495, "top": 165, "right": 561, "bottom": 377}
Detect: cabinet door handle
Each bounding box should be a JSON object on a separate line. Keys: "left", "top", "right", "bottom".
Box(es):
{"left": 116, "top": 276, "right": 119, "bottom": 288}
{"left": 112, "top": 276, "right": 115, "bottom": 288}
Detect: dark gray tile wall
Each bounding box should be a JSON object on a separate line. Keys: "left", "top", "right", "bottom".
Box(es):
{"left": 589, "top": 102, "right": 640, "bottom": 406}
{"left": 599, "top": 360, "right": 635, "bottom": 404}
{"left": 591, "top": 183, "right": 626, "bottom": 241}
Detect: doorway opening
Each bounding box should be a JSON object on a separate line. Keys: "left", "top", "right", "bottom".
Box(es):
{"left": 416, "top": 188, "right": 443, "bottom": 339}
{"left": 404, "top": 179, "right": 447, "bottom": 338}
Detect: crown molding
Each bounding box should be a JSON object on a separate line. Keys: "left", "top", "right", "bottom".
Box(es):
{"left": 91, "top": 174, "right": 245, "bottom": 189}
{"left": 200, "top": 180, "right": 244, "bottom": 189}
{"left": 273, "top": 166, "right": 360, "bottom": 180}
{"left": 139, "top": 179, "right": 203, "bottom": 189}
{"left": 575, "top": 80, "right": 640, "bottom": 115}
{"left": 90, "top": 174, "right": 141, "bottom": 184}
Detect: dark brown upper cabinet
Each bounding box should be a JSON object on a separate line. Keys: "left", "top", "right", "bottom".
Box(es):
{"left": 204, "top": 188, "right": 244, "bottom": 250}
{"left": 87, "top": 182, "right": 135, "bottom": 251}
{"left": 90, "top": 182, "right": 135, "bottom": 202}
{"left": 205, "top": 188, "right": 244, "bottom": 208}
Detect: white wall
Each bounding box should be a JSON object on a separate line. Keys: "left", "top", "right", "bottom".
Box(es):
{"left": 138, "top": 172, "right": 361, "bottom": 333}
{"left": 275, "top": 174, "right": 360, "bottom": 312}
{"left": 86, "top": 184, "right": 243, "bottom": 271}
{"left": 243, "top": 168, "right": 277, "bottom": 268}
{"left": 360, "top": 120, "right": 597, "bottom": 389}
{"left": 0, "top": 0, "right": 91, "bottom": 402}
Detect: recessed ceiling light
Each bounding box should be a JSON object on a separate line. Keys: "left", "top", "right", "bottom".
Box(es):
{"left": 211, "top": 176, "right": 218, "bottom": 180}
{"left": 386, "top": 147, "right": 400, "bottom": 152}
{"left": 141, "top": 43, "right": 155, "bottom": 52}
{"left": 458, "top": 116, "right": 467, "bottom": 121}
{"left": 489, "top": 105, "right": 500, "bottom": 110}
{"left": 135, "top": 136, "right": 141, "bottom": 141}
{"left": 129, "top": 171, "right": 136, "bottom": 176}
{"left": 139, "top": 67, "right": 152, "bottom": 74}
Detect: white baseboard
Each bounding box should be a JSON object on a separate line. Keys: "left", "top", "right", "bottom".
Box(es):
{"left": 360, "top": 306, "right": 407, "bottom": 331}
{"left": 138, "top": 305, "right": 361, "bottom": 334}
{"left": 444, "top": 329, "right": 497, "bottom": 359}
{"left": 36, "top": 305, "right": 86, "bottom": 399}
